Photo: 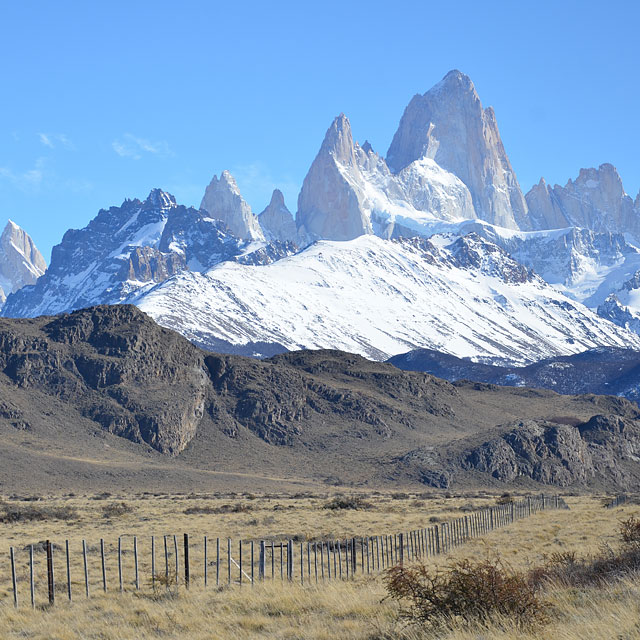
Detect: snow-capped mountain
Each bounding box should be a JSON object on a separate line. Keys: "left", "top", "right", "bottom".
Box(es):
{"left": 526, "top": 163, "right": 640, "bottom": 238}
{"left": 296, "top": 113, "right": 476, "bottom": 241}
{"left": 2, "top": 189, "right": 249, "bottom": 317}
{"left": 132, "top": 233, "right": 640, "bottom": 363}
{"left": 4, "top": 68, "right": 640, "bottom": 367}
{"left": 0, "top": 220, "right": 46, "bottom": 305}
{"left": 386, "top": 70, "right": 530, "bottom": 230}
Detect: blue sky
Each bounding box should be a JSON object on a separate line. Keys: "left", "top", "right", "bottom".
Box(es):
{"left": 1, "top": 0, "right": 638, "bottom": 261}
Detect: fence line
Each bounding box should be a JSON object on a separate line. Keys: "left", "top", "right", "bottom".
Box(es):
{"left": 604, "top": 494, "right": 627, "bottom": 509}
{"left": 4, "top": 493, "right": 568, "bottom": 608}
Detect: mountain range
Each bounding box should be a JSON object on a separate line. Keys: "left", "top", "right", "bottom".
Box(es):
{"left": 2, "top": 304, "right": 640, "bottom": 493}
{"left": 3, "top": 69, "right": 640, "bottom": 368}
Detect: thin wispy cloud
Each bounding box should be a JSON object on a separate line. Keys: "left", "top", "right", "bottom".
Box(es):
{"left": 38, "top": 132, "right": 74, "bottom": 149}
{"left": 112, "top": 133, "right": 172, "bottom": 160}
{"left": 0, "top": 157, "right": 46, "bottom": 192}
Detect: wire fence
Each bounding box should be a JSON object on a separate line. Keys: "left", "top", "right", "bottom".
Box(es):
{"left": 4, "top": 493, "right": 568, "bottom": 608}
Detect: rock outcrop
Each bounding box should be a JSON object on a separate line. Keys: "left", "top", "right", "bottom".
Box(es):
{"left": 258, "top": 189, "right": 299, "bottom": 244}
{"left": 526, "top": 164, "right": 640, "bottom": 237}
{"left": 386, "top": 70, "right": 530, "bottom": 230}
{"left": 0, "top": 221, "right": 46, "bottom": 305}
{"left": 200, "top": 170, "right": 264, "bottom": 241}
{"left": 463, "top": 413, "right": 640, "bottom": 488}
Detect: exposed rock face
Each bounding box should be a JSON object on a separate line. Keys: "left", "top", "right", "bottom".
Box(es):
{"left": 466, "top": 223, "right": 639, "bottom": 305}
{"left": 258, "top": 189, "right": 299, "bottom": 243}
{"left": 2, "top": 189, "right": 248, "bottom": 318}
{"left": 597, "top": 294, "right": 640, "bottom": 334}
{"left": 2, "top": 306, "right": 640, "bottom": 490}
{"left": 463, "top": 413, "right": 640, "bottom": 488}
{"left": 386, "top": 70, "right": 529, "bottom": 230}
{"left": 526, "top": 164, "right": 640, "bottom": 237}
{"left": 297, "top": 114, "right": 373, "bottom": 241}
{"left": 0, "top": 305, "right": 208, "bottom": 454}
{"left": 200, "top": 170, "right": 264, "bottom": 241}
{"left": 0, "top": 221, "right": 46, "bottom": 305}
{"left": 296, "top": 113, "right": 475, "bottom": 241}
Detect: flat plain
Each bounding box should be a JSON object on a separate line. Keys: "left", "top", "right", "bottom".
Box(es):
{"left": 1, "top": 491, "right": 638, "bottom": 639}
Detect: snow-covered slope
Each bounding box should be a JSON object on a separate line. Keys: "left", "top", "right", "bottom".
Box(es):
{"left": 0, "top": 220, "right": 46, "bottom": 305}
{"left": 2, "top": 189, "right": 249, "bottom": 317}
{"left": 134, "top": 234, "right": 640, "bottom": 364}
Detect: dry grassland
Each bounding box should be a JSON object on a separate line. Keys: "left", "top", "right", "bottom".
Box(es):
{"left": 0, "top": 492, "right": 638, "bottom": 639}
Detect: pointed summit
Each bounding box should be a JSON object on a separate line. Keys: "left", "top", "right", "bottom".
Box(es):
{"left": 0, "top": 220, "right": 46, "bottom": 305}
{"left": 258, "top": 189, "right": 298, "bottom": 243}
{"left": 319, "top": 113, "right": 357, "bottom": 166}
{"left": 145, "top": 188, "right": 176, "bottom": 210}
{"left": 526, "top": 163, "right": 639, "bottom": 236}
{"left": 200, "top": 171, "right": 264, "bottom": 241}
{"left": 296, "top": 115, "right": 372, "bottom": 241}
{"left": 386, "top": 70, "right": 529, "bottom": 230}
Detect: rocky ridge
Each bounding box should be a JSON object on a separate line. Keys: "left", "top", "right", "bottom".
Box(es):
{"left": 2, "top": 304, "right": 640, "bottom": 491}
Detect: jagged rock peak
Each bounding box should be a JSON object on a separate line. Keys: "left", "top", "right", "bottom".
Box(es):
{"left": 319, "top": 113, "right": 356, "bottom": 165}
{"left": 200, "top": 170, "right": 264, "bottom": 241}
{"left": 526, "top": 163, "right": 639, "bottom": 236}
{"left": 361, "top": 140, "right": 374, "bottom": 154}
{"left": 386, "top": 69, "right": 529, "bottom": 230}
{"left": 0, "top": 220, "right": 47, "bottom": 305}
{"left": 258, "top": 189, "right": 298, "bottom": 244}
{"left": 296, "top": 114, "right": 373, "bottom": 241}
{"left": 146, "top": 188, "right": 176, "bottom": 209}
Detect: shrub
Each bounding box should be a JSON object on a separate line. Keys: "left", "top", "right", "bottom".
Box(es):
{"left": 0, "top": 502, "right": 78, "bottom": 523}
{"left": 184, "top": 503, "right": 251, "bottom": 515}
{"left": 102, "top": 502, "right": 133, "bottom": 518}
{"left": 620, "top": 515, "right": 640, "bottom": 547}
{"left": 384, "top": 557, "right": 549, "bottom": 629}
{"left": 495, "top": 492, "right": 513, "bottom": 505}
{"left": 322, "top": 495, "right": 372, "bottom": 510}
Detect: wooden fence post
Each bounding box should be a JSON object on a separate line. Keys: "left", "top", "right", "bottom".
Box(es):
{"left": 134, "top": 537, "right": 139, "bottom": 590}
{"left": 399, "top": 533, "right": 404, "bottom": 565}
{"left": 173, "top": 535, "right": 178, "bottom": 586}
{"left": 10, "top": 547, "right": 18, "bottom": 608}
{"left": 46, "top": 540, "right": 55, "bottom": 606}
{"left": 66, "top": 540, "right": 72, "bottom": 601}
{"left": 101, "top": 539, "right": 107, "bottom": 592}
{"left": 203, "top": 536, "right": 207, "bottom": 587}
{"left": 259, "top": 541, "right": 266, "bottom": 581}
{"left": 184, "top": 534, "right": 190, "bottom": 589}
{"left": 29, "top": 545, "right": 35, "bottom": 608}
{"left": 152, "top": 536, "right": 156, "bottom": 590}
{"left": 82, "top": 539, "right": 89, "bottom": 598}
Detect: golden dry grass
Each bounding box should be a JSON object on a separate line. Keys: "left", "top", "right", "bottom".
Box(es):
{"left": 0, "top": 492, "right": 638, "bottom": 639}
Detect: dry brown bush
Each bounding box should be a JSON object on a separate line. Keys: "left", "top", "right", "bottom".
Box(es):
{"left": 322, "top": 495, "right": 372, "bottom": 511}
{"left": 384, "top": 556, "right": 549, "bottom": 629}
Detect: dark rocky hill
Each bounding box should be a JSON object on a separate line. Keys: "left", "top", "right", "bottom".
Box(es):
{"left": 1, "top": 305, "right": 640, "bottom": 493}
